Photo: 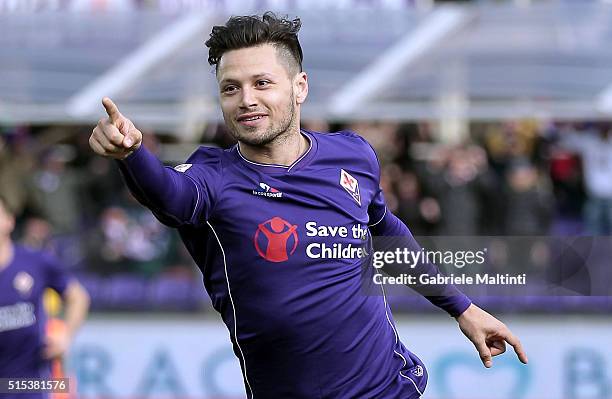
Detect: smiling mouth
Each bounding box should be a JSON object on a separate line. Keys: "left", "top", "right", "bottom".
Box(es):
{"left": 237, "top": 115, "right": 268, "bottom": 127}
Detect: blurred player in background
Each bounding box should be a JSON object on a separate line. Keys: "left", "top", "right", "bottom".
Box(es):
{"left": 89, "top": 12, "right": 527, "bottom": 398}
{"left": 0, "top": 193, "right": 90, "bottom": 398}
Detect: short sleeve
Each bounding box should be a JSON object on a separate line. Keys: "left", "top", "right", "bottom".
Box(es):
{"left": 42, "top": 254, "right": 71, "bottom": 295}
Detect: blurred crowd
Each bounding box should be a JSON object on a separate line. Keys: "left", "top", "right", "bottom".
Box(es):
{"left": 1, "top": 120, "right": 611, "bottom": 309}
{"left": 327, "top": 120, "right": 611, "bottom": 237}
{"left": 0, "top": 126, "right": 188, "bottom": 277}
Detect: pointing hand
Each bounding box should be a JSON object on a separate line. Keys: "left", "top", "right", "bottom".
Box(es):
{"left": 89, "top": 97, "right": 143, "bottom": 160}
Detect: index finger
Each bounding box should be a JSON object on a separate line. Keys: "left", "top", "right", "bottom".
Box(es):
{"left": 504, "top": 330, "right": 528, "bottom": 364}
{"left": 102, "top": 97, "right": 121, "bottom": 123}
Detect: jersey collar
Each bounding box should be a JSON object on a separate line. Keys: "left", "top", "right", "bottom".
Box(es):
{"left": 234, "top": 130, "right": 318, "bottom": 174}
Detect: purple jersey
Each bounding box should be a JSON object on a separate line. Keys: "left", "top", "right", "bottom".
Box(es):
{"left": 119, "top": 130, "right": 471, "bottom": 398}
{"left": 0, "top": 245, "right": 70, "bottom": 382}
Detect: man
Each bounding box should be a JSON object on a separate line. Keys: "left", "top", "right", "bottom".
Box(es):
{"left": 89, "top": 12, "right": 527, "bottom": 398}
{"left": 0, "top": 193, "right": 90, "bottom": 398}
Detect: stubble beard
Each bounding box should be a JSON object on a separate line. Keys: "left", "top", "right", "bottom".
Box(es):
{"left": 227, "top": 96, "right": 297, "bottom": 147}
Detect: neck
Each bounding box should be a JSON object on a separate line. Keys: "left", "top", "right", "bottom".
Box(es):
{"left": 0, "top": 238, "right": 14, "bottom": 272}
{"left": 239, "top": 126, "right": 309, "bottom": 166}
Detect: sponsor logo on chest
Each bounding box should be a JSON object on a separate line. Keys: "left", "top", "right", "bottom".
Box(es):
{"left": 252, "top": 182, "right": 283, "bottom": 198}
{"left": 253, "top": 216, "right": 298, "bottom": 262}
{"left": 174, "top": 164, "right": 192, "bottom": 173}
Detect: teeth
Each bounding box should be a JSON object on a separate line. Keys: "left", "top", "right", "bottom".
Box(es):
{"left": 243, "top": 116, "right": 263, "bottom": 121}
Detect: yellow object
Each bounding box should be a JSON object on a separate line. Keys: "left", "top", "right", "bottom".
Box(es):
{"left": 43, "top": 288, "right": 63, "bottom": 317}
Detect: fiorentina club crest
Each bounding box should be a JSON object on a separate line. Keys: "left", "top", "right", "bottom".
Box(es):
{"left": 340, "top": 169, "right": 361, "bottom": 206}
{"left": 13, "top": 272, "right": 34, "bottom": 297}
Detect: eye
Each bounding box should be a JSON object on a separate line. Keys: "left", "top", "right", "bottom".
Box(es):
{"left": 222, "top": 85, "right": 238, "bottom": 94}
{"left": 256, "top": 80, "right": 270, "bottom": 88}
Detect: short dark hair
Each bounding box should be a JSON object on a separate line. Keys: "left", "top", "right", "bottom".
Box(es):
{"left": 205, "top": 11, "right": 303, "bottom": 75}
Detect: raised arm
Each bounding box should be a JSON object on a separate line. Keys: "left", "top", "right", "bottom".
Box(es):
{"left": 89, "top": 97, "right": 206, "bottom": 226}
{"left": 89, "top": 97, "right": 143, "bottom": 160}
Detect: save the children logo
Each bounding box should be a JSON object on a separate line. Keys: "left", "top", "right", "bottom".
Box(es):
{"left": 254, "top": 217, "right": 299, "bottom": 262}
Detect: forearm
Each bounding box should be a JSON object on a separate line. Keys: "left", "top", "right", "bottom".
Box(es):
{"left": 370, "top": 210, "right": 471, "bottom": 317}
{"left": 62, "top": 282, "right": 90, "bottom": 338}
{"left": 117, "top": 145, "right": 200, "bottom": 226}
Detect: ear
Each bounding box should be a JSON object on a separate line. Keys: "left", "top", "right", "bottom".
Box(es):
{"left": 294, "top": 72, "right": 308, "bottom": 105}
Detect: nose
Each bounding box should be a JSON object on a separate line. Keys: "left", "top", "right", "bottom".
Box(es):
{"left": 239, "top": 87, "right": 257, "bottom": 109}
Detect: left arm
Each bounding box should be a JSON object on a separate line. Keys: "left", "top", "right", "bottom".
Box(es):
{"left": 44, "top": 280, "right": 90, "bottom": 359}
{"left": 369, "top": 210, "right": 471, "bottom": 317}
{"left": 61, "top": 281, "right": 90, "bottom": 339}
{"left": 370, "top": 209, "right": 528, "bottom": 368}
{"left": 362, "top": 134, "right": 528, "bottom": 367}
